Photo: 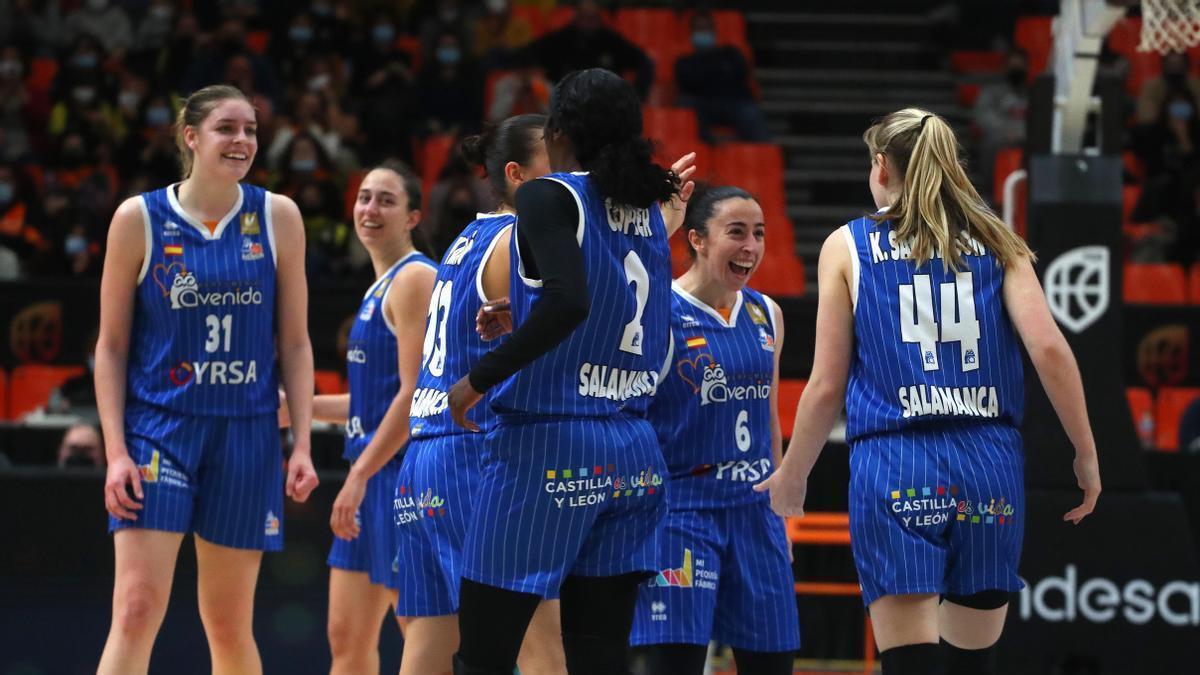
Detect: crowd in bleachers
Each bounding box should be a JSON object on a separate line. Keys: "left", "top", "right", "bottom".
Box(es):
{"left": 0, "top": 0, "right": 792, "bottom": 290}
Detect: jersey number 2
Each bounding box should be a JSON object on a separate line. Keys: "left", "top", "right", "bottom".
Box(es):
{"left": 618, "top": 251, "right": 649, "bottom": 355}
{"left": 898, "top": 272, "right": 980, "bottom": 372}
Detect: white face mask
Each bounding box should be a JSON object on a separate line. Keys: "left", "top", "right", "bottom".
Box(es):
{"left": 87, "top": 0, "right": 109, "bottom": 10}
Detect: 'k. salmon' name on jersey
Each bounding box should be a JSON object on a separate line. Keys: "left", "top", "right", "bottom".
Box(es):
{"left": 127, "top": 183, "right": 278, "bottom": 416}
{"left": 491, "top": 172, "right": 672, "bottom": 418}
{"left": 841, "top": 215, "right": 1024, "bottom": 441}
{"left": 344, "top": 251, "right": 437, "bottom": 460}
{"left": 649, "top": 284, "right": 778, "bottom": 509}
{"left": 409, "top": 213, "right": 514, "bottom": 438}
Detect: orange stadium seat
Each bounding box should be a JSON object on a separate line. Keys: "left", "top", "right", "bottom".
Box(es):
{"left": 1190, "top": 264, "right": 1200, "bottom": 304}
{"left": 343, "top": 169, "right": 366, "bottom": 219}
{"left": 245, "top": 30, "right": 270, "bottom": 55}
{"left": 712, "top": 143, "right": 787, "bottom": 224}
{"left": 0, "top": 368, "right": 8, "bottom": 421}
{"left": 949, "top": 51, "right": 1006, "bottom": 74}
{"left": 1127, "top": 387, "right": 1155, "bottom": 449}
{"left": 8, "top": 364, "right": 85, "bottom": 420}
{"left": 777, "top": 378, "right": 807, "bottom": 437}
{"left": 25, "top": 57, "right": 58, "bottom": 95}
{"left": 957, "top": 83, "right": 982, "bottom": 107}
{"left": 1126, "top": 50, "right": 1163, "bottom": 97}
{"left": 753, "top": 248, "right": 805, "bottom": 298}
{"left": 1107, "top": 18, "right": 1142, "bottom": 58}
{"left": 1124, "top": 263, "right": 1188, "bottom": 304}
{"left": 642, "top": 106, "right": 701, "bottom": 166}
{"left": 992, "top": 147, "right": 1023, "bottom": 206}
{"left": 314, "top": 369, "right": 346, "bottom": 395}
{"left": 546, "top": 6, "right": 580, "bottom": 32}
{"left": 510, "top": 5, "right": 548, "bottom": 37}
{"left": 615, "top": 8, "right": 687, "bottom": 88}
{"left": 1015, "top": 16, "right": 1054, "bottom": 80}
{"left": 1155, "top": 387, "right": 1200, "bottom": 451}
{"left": 417, "top": 134, "right": 456, "bottom": 207}
{"left": 1122, "top": 184, "right": 1141, "bottom": 223}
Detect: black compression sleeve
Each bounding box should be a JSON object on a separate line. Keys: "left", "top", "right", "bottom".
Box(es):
{"left": 467, "top": 178, "right": 590, "bottom": 393}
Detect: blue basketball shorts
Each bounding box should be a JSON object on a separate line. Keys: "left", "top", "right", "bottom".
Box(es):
{"left": 631, "top": 499, "right": 801, "bottom": 652}
{"left": 849, "top": 423, "right": 1026, "bottom": 607}
{"left": 328, "top": 456, "right": 402, "bottom": 590}
{"left": 109, "top": 400, "right": 284, "bottom": 551}
{"left": 461, "top": 414, "right": 668, "bottom": 598}
{"left": 392, "top": 433, "right": 483, "bottom": 616}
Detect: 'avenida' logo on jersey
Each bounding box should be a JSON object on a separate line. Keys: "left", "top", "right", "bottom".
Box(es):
{"left": 166, "top": 271, "right": 264, "bottom": 310}
{"left": 1045, "top": 246, "right": 1109, "bottom": 334}
{"left": 676, "top": 354, "right": 770, "bottom": 406}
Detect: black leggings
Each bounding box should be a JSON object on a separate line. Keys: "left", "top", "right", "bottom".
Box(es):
{"left": 640, "top": 643, "right": 794, "bottom": 675}
{"left": 456, "top": 573, "right": 647, "bottom": 674}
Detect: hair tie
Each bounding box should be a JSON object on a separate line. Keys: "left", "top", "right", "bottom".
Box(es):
{"left": 920, "top": 114, "right": 934, "bottom": 130}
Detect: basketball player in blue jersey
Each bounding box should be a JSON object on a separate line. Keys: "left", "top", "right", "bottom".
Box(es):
{"left": 630, "top": 183, "right": 799, "bottom": 674}
{"left": 756, "top": 108, "right": 1102, "bottom": 675}
{"left": 280, "top": 162, "right": 436, "bottom": 674}
{"left": 95, "top": 85, "right": 319, "bottom": 675}
{"left": 443, "top": 68, "right": 681, "bottom": 675}
{"left": 393, "top": 115, "right": 567, "bottom": 675}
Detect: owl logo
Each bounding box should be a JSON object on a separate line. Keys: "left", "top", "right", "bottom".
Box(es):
{"left": 699, "top": 364, "right": 727, "bottom": 406}
{"left": 924, "top": 350, "right": 936, "bottom": 365}
{"left": 964, "top": 349, "right": 976, "bottom": 365}
{"left": 169, "top": 272, "right": 199, "bottom": 309}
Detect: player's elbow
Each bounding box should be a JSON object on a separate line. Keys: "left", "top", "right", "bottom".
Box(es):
{"left": 801, "top": 376, "right": 845, "bottom": 414}
{"left": 1029, "top": 335, "right": 1073, "bottom": 371}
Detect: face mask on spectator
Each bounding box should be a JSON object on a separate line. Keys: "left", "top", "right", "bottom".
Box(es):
{"left": 373, "top": 23, "right": 396, "bottom": 45}
{"left": 311, "top": 2, "right": 333, "bottom": 17}
{"left": 1169, "top": 99, "right": 1194, "bottom": 120}
{"left": 307, "top": 73, "right": 330, "bottom": 91}
{"left": 73, "top": 86, "right": 96, "bottom": 104}
{"left": 72, "top": 53, "right": 99, "bottom": 70}
{"left": 149, "top": 4, "right": 173, "bottom": 21}
{"left": 485, "top": 0, "right": 508, "bottom": 13}
{"left": 66, "top": 234, "right": 88, "bottom": 256}
{"left": 289, "top": 25, "right": 314, "bottom": 43}
{"left": 436, "top": 46, "right": 461, "bottom": 66}
{"left": 87, "top": 0, "right": 109, "bottom": 10}
{"left": 0, "top": 182, "right": 13, "bottom": 205}
{"left": 1006, "top": 67, "right": 1027, "bottom": 88}
{"left": 291, "top": 158, "right": 317, "bottom": 173}
{"left": 146, "top": 105, "right": 171, "bottom": 126}
{"left": 691, "top": 30, "right": 716, "bottom": 50}
{"left": 0, "top": 60, "right": 21, "bottom": 79}
{"left": 118, "top": 90, "right": 141, "bottom": 113}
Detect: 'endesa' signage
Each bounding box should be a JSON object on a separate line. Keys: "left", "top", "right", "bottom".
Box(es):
{"left": 1000, "top": 490, "right": 1199, "bottom": 674}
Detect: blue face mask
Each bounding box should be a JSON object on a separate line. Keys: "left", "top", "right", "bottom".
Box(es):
{"left": 0, "top": 182, "right": 13, "bottom": 204}
{"left": 65, "top": 234, "right": 88, "bottom": 256}
{"left": 436, "top": 46, "right": 461, "bottom": 65}
{"left": 72, "top": 53, "right": 99, "bottom": 70}
{"left": 289, "top": 25, "right": 314, "bottom": 43}
{"left": 691, "top": 31, "right": 716, "bottom": 50}
{"left": 372, "top": 23, "right": 396, "bottom": 45}
{"left": 290, "top": 158, "right": 317, "bottom": 173}
{"left": 146, "top": 106, "right": 171, "bottom": 126}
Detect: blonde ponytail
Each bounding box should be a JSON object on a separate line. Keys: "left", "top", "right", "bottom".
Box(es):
{"left": 863, "top": 108, "right": 1034, "bottom": 269}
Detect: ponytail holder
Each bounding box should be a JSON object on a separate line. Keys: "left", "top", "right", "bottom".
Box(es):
{"left": 920, "top": 114, "right": 934, "bottom": 130}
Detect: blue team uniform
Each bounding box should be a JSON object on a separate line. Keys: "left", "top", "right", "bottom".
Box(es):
{"left": 460, "top": 173, "right": 672, "bottom": 597}
{"left": 841, "top": 216, "right": 1026, "bottom": 606}
{"left": 393, "top": 213, "right": 517, "bottom": 616}
{"left": 110, "top": 183, "right": 284, "bottom": 550}
{"left": 328, "top": 251, "right": 435, "bottom": 589}
{"left": 631, "top": 285, "right": 800, "bottom": 652}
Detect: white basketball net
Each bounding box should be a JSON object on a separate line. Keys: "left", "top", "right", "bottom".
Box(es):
{"left": 1140, "top": 0, "right": 1200, "bottom": 53}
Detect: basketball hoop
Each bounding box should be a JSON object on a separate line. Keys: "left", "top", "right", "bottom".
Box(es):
{"left": 1139, "top": 0, "right": 1200, "bottom": 53}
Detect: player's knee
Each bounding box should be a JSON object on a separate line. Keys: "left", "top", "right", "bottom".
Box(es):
{"left": 327, "top": 614, "right": 367, "bottom": 657}
{"left": 111, "top": 584, "right": 168, "bottom": 639}
{"left": 202, "top": 609, "right": 255, "bottom": 652}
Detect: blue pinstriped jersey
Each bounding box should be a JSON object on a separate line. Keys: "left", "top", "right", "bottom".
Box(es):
{"left": 491, "top": 172, "right": 672, "bottom": 418}
{"left": 409, "top": 213, "right": 514, "bottom": 438}
{"left": 648, "top": 284, "right": 778, "bottom": 509}
{"left": 126, "top": 183, "right": 278, "bottom": 416}
{"left": 842, "top": 216, "right": 1024, "bottom": 442}
{"left": 344, "top": 251, "right": 437, "bottom": 460}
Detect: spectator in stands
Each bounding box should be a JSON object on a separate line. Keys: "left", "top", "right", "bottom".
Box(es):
{"left": 487, "top": 51, "right": 551, "bottom": 122}
{"left": 133, "top": 0, "right": 176, "bottom": 54}
{"left": 0, "top": 44, "right": 32, "bottom": 162}
{"left": 1134, "top": 51, "right": 1200, "bottom": 177}
{"left": 271, "top": 11, "right": 324, "bottom": 87}
{"left": 183, "top": 17, "right": 282, "bottom": 110}
{"left": 674, "top": 10, "right": 771, "bottom": 144}
{"left": 350, "top": 20, "right": 420, "bottom": 165}
{"left": 268, "top": 89, "right": 355, "bottom": 173}
{"left": 973, "top": 47, "right": 1030, "bottom": 194}
{"left": 48, "top": 329, "right": 100, "bottom": 422}
{"left": 473, "top": 0, "right": 536, "bottom": 71}
{"left": 295, "top": 176, "right": 356, "bottom": 281}
{"left": 423, "top": 152, "right": 493, "bottom": 257}
{"left": 418, "top": 0, "right": 479, "bottom": 65}
{"left": 116, "top": 93, "right": 178, "bottom": 183}
{"left": 1, "top": 0, "right": 64, "bottom": 54}
{"left": 1180, "top": 398, "right": 1200, "bottom": 454}
{"left": 416, "top": 30, "right": 484, "bottom": 137}
{"left": 0, "top": 161, "right": 44, "bottom": 278}
{"left": 47, "top": 36, "right": 120, "bottom": 145}
{"left": 63, "top": 0, "right": 132, "bottom": 59}
{"left": 520, "top": 0, "right": 654, "bottom": 99}
{"left": 57, "top": 423, "right": 104, "bottom": 468}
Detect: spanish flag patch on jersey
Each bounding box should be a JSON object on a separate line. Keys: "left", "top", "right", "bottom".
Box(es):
{"left": 164, "top": 244, "right": 183, "bottom": 256}
{"left": 686, "top": 336, "right": 707, "bottom": 349}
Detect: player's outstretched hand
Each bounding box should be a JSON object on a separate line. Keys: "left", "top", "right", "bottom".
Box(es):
{"left": 754, "top": 469, "right": 807, "bottom": 518}
{"left": 330, "top": 474, "right": 365, "bottom": 540}
{"left": 1063, "top": 452, "right": 1101, "bottom": 525}
{"left": 448, "top": 375, "right": 483, "bottom": 432}
{"left": 104, "top": 453, "right": 144, "bottom": 521}
{"left": 286, "top": 451, "right": 319, "bottom": 503}
{"left": 277, "top": 389, "right": 291, "bottom": 429}
{"left": 660, "top": 151, "right": 697, "bottom": 237}
{"left": 477, "top": 298, "right": 512, "bottom": 341}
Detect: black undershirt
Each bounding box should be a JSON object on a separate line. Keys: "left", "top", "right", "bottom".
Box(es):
{"left": 467, "top": 178, "right": 590, "bottom": 393}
